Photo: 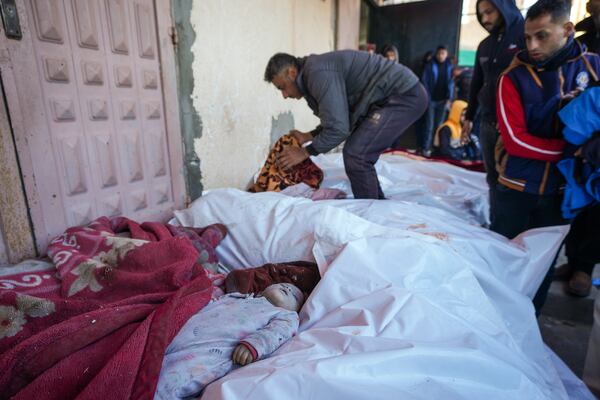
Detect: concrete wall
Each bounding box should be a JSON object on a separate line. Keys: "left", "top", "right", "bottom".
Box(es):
{"left": 459, "top": 0, "right": 489, "bottom": 53}
{"left": 337, "top": 0, "right": 361, "bottom": 50}
{"left": 188, "top": 0, "right": 335, "bottom": 190}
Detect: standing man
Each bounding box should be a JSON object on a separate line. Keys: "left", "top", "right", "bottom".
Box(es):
{"left": 264, "top": 50, "right": 428, "bottom": 199}
{"left": 557, "top": 84, "right": 600, "bottom": 396}
{"left": 494, "top": 0, "right": 600, "bottom": 313}
{"left": 421, "top": 45, "right": 454, "bottom": 157}
{"left": 576, "top": 0, "right": 600, "bottom": 53}
{"left": 555, "top": 0, "right": 600, "bottom": 297}
{"left": 380, "top": 44, "right": 400, "bottom": 62}
{"left": 462, "top": 0, "right": 524, "bottom": 224}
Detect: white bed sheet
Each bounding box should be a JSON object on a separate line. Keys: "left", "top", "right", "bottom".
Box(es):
{"left": 172, "top": 154, "right": 590, "bottom": 399}
{"left": 313, "top": 153, "right": 490, "bottom": 226}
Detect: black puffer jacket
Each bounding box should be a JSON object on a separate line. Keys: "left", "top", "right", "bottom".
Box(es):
{"left": 465, "top": 0, "right": 524, "bottom": 121}
{"left": 575, "top": 17, "right": 600, "bottom": 54}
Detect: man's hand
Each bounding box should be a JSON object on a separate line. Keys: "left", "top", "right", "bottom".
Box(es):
{"left": 461, "top": 120, "right": 473, "bottom": 143}
{"left": 232, "top": 344, "right": 254, "bottom": 366}
{"left": 277, "top": 147, "right": 309, "bottom": 171}
{"left": 290, "top": 130, "right": 313, "bottom": 145}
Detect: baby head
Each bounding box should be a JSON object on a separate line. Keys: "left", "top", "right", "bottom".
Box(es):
{"left": 261, "top": 283, "right": 304, "bottom": 312}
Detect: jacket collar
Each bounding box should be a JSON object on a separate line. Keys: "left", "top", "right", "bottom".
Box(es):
{"left": 295, "top": 69, "right": 307, "bottom": 98}
{"left": 517, "top": 35, "right": 582, "bottom": 70}
{"left": 295, "top": 56, "right": 308, "bottom": 98}
{"left": 295, "top": 61, "right": 319, "bottom": 111}
{"left": 575, "top": 16, "right": 598, "bottom": 34}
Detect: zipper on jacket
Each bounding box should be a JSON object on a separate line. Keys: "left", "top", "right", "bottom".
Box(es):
{"left": 493, "top": 32, "right": 504, "bottom": 64}
{"left": 539, "top": 162, "right": 551, "bottom": 195}
{"left": 558, "top": 67, "right": 565, "bottom": 97}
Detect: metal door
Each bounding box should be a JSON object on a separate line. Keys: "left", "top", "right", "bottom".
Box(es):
{"left": 0, "top": 0, "right": 185, "bottom": 253}
{"left": 367, "top": 0, "right": 463, "bottom": 71}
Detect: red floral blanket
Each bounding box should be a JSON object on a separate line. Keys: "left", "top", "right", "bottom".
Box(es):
{"left": 0, "top": 217, "right": 226, "bottom": 400}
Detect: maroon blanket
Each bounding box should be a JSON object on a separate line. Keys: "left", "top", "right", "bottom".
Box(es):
{"left": 0, "top": 217, "right": 226, "bottom": 400}
{"left": 224, "top": 261, "right": 320, "bottom": 299}
{"left": 385, "top": 149, "right": 485, "bottom": 172}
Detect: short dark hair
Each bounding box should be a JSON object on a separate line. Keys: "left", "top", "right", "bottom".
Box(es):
{"left": 380, "top": 43, "right": 398, "bottom": 54}
{"left": 436, "top": 45, "right": 448, "bottom": 52}
{"left": 380, "top": 43, "right": 399, "bottom": 60}
{"left": 264, "top": 53, "right": 300, "bottom": 82}
{"left": 526, "top": 0, "right": 571, "bottom": 23}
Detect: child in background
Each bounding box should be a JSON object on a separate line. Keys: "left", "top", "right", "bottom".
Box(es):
{"left": 434, "top": 100, "right": 481, "bottom": 161}
{"left": 154, "top": 283, "right": 304, "bottom": 399}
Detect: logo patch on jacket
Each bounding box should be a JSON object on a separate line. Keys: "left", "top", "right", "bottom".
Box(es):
{"left": 576, "top": 71, "right": 590, "bottom": 89}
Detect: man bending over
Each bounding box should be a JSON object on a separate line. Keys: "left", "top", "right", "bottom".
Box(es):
{"left": 264, "top": 50, "right": 428, "bottom": 199}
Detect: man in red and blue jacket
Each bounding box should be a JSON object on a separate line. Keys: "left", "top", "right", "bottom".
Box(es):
{"left": 494, "top": 0, "right": 600, "bottom": 313}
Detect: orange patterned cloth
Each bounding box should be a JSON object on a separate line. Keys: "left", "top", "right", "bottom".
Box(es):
{"left": 249, "top": 134, "right": 324, "bottom": 192}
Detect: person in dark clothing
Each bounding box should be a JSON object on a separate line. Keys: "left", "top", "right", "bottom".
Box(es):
{"left": 493, "top": 0, "right": 600, "bottom": 314}
{"left": 453, "top": 67, "right": 481, "bottom": 141}
{"left": 553, "top": 0, "right": 600, "bottom": 297}
{"left": 558, "top": 204, "right": 600, "bottom": 296}
{"left": 380, "top": 44, "right": 400, "bottom": 62}
{"left": 555, "top": 82, "right": 600, "bottom": 297}
{"left": 575, "top": 0, "right": 600, "bottom": 53}
{"left": 264, "top": 51, "right": 428, "bottom": 199}
{"left": 419, "top": 51, "right": 434, "bottom": 76}
{"left": 421, "top": 45, "right": 454, "bottom": 157}
{"left": 453, "top": 67, "right": 473, "bottom": 102}
{"left": 405, "top": 50, "right": 434, "bottom": 154}
{"left": 462, "top": 0, "right": 525, "bottom": 225}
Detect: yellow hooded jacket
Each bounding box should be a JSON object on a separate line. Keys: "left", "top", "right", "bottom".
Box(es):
{"left": 433, "top": 100, "right": 468, "bottom": 148}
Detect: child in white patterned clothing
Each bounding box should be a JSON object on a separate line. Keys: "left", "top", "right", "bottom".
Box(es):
{"left": 154, "top": 283, "right": 304, "bottom": 399}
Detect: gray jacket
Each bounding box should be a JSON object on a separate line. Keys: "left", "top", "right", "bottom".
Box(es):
{"left": 298, "top": 50, "right": 419, "bottom": 154}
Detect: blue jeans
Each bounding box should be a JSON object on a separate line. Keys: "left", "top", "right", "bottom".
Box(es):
{"left": 421, "top": 100, "right": 447, "bottom": 152}
{"left": 343, "top": 83, "right": 428, "bottom": 199}
{"left": 491, "top": 184, "right": 567, "bottom": 314}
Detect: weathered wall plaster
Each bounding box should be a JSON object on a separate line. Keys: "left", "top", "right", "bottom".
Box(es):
{"left": 173, "top": 0, "right": 204, "bottom": 202}
{"left": 0, "top": 92, "right": 36, "bottom": 263}
{"left": 189, "top": 0, "right": 335, "bottom": 190}
{"left": 269, "top": 111, "right": 295, "bottom": 145}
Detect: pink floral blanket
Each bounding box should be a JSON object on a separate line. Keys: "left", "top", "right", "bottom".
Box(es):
{"left": 0, "top": 217, "right": 226, "bottom": 400}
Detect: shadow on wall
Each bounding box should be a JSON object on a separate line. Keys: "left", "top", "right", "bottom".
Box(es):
{"left": 270, "top": 112, "right": 295, "bottom": 145}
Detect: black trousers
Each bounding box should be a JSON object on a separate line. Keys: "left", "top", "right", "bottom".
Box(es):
{"left": 479, "top": 119, "right": 500, "bottom": 224}
{"left": 566, "top": 203, "right": 600, "bottom": 275}
{"left": 491, "top": 184, "right": 568, "bottom": 314}
{"left": 343, "top": 82, "right": 429, "bottom": 199}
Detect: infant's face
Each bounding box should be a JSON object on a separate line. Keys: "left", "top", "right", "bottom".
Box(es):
{"left": 261, "top": 283, "right": 304, "bottom": 312}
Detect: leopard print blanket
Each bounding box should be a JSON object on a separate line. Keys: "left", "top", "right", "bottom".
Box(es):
{"left": 249, "top": 134, "right": 323, "bottom": 192}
